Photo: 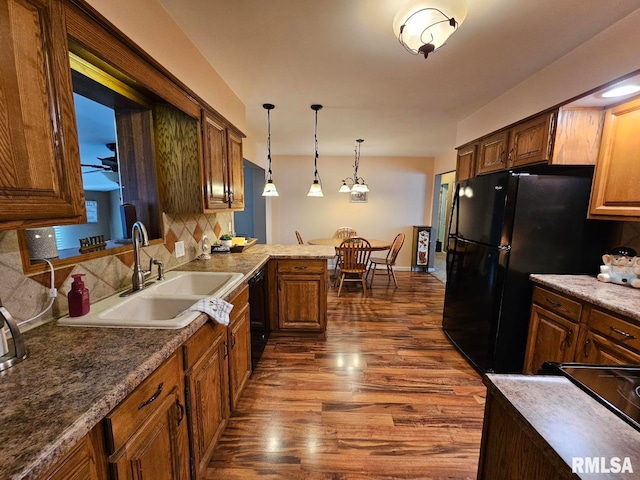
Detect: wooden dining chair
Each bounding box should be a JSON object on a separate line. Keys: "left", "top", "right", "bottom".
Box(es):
{"left": 295, "top": 231, "right": 304, "bottom": 244}
{"left": 333, "top": 227, "right": 357, "bottom": 239}
{"left": 367, "top": 233, "right": 405, "bottom": 288}
{"left": 335, "top": 237, "right": 372, "bottom": 297}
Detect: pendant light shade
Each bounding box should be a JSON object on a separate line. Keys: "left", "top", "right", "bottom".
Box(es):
{"left": 307, "top": 104, "right": 324, "bottom": 197}
{"left": 262, "top": 103, "right": 279, "bottom": 196}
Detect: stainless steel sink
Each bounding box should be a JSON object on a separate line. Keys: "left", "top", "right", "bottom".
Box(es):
{"left": 58, "top": 270, "right": 244, "bottom": 329}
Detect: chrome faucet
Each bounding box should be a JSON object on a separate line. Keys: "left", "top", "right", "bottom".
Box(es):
{"left": 0, "top": 297, "right": 28, "bottom": 372}
{"left": 131, "top": 221, "right": 150, "bottom": 292}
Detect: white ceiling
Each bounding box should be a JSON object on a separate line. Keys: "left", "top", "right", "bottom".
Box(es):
{"left": 154, "top": 0, "right": 640, "bottom": 158}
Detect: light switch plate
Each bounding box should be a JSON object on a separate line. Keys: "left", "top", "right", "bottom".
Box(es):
{"left": 175, "top": 241, "right": 185, "bottom": 258}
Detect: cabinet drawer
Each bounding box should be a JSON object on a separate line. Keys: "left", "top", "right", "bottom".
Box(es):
{"left": 587, "top": 309, "right": 640, "bottom": 352}
{"left": 184, "top": 321, "right": 227, "bottom": 371}
{"left": 105, "top": 352, "right": 182, "bottom": 452}
{"left": 531, "top": 287, "right": 581, "bottom": 322}
{"left": 277, "top": 260, "right": 326, "bottom": 274}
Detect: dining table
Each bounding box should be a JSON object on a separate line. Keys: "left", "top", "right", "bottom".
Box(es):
{"left": 307, "top": 237, "right": 392, "bottom": 251}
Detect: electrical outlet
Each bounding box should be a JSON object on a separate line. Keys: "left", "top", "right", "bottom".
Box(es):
{"left": 175, "top": 241, "right": 185, "bottom": 258}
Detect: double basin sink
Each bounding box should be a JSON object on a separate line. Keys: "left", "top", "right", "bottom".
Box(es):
{"left": 58, "top": 271, "right": 244, "bottom": 329}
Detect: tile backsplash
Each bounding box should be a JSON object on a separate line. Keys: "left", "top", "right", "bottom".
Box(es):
{"left": 0, "top": 212, "right": 232, "bottom": 331}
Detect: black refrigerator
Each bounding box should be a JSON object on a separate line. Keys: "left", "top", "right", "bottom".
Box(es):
{"left": 442, "top": 168, "right": 613, "bottom": 373}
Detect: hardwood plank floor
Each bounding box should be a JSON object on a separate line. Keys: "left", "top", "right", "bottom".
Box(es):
{"left": 208, "top": 272, "right": 486, "bottom": 479}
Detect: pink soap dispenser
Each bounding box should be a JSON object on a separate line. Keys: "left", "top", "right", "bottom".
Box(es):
{"left": 68, "top": 274, "right": 90, "bottom": 317}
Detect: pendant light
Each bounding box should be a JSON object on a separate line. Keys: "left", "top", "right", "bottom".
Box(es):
{"left": 262, "top": 103, "right": 279, "bottom": 196}
{"left": 339, "top": 139, "right": 369, "bottom": 193}
{"left": 307, "top": 104, "right": 324, "bottom": 197}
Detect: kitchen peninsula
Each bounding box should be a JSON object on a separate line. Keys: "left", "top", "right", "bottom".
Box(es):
{"left": 0, "top": 244, "right": 333, "bottom": 480}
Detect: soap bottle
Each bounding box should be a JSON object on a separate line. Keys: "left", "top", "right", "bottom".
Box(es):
{"left": 68, "top": 274, "right": 90, "bottom": 317}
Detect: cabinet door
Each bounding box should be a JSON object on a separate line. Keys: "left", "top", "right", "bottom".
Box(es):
{"left": 589, "top": 96, "right": 640, "bottom": 219}
{"left": 227, "top": 130, "right": 244, "bottom": 210}
{"left": 202, "top": 111, "right": 228, "bottom": 209}
{"left": 507, "top": 112, "right": 555, "bottom": 169}
{"left": 477, "top": 131, "right": 509, "bottom": 175}
{"left": 578, "top": 330, "right": 640, "bottom": 365}
{"left": 41, "top": 429, "right": 107, "bottom": 480}
{"left": 277, "top": 273, "right": 326, "bottom": 331}
{"left": 523, "top": 306, "right": 578, "bottom": 374}
{"left": 110, "top": 388, "right": 189, "bottom": 480}
{"left": 184, "top": 324, "right": 229, "bottom": 480}
{"left": 0, "top": 0, "right": 85, "bottom": 229}
{"left": 228, "top": 302, "right": 251, "bottom": 410}
{"left": 456, "top": 143, "right": 477, "bottom": 182}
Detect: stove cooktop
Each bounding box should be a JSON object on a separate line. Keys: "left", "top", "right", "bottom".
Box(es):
{"left": 542, "top": 362, "right": 640, "bottom": 432}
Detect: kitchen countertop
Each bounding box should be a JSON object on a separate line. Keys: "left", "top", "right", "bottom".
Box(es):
{"left": 485, "top": 374, "right": 640, "bottom": 478}
{"left": 0, "top": 244, "right": 334, "bottom": 480}
{"left": 530, "top": 274, "right": 640, "bottom": 323}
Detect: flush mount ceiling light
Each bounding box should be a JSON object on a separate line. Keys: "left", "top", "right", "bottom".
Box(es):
{"left": 261, "top": 103, "right": 279, "bottom": 197}
{"left": 393, "top": 0, "right": 467, "bottom": 59}
{"left": 601, "top": 84, "right": 640, "bottom": 98}
{"left": 339, "top": 139, "right": 369, "bottom": 193}
{"left": 307, "top": 104, "right": 324, "bottom": 197}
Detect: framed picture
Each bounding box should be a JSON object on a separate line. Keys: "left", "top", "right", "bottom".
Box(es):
{"left": 349, "top": 191, "right": 368, "bottom": 203}
{"left": 85, "top": 200, "right": 98, "bottom": 223}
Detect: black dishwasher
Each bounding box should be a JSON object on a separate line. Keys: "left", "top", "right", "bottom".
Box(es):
{"left": 248, "top": 266, "right": 270, "bottom": 370}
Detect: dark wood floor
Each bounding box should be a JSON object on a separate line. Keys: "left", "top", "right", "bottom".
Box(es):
{"left": 208, "top": 272, "right": 486, "bottom": 479}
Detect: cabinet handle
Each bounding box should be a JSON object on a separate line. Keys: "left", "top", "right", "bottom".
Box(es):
{"left": 295, "top": 266, "right": 308, "bottom": 270}
{"left": 138, "top": 382, "right": 163, "bottom": 410}
{"left": 229, "top": 191, "right": 234, "bottom": 203}
{"left": 223, "top": 340, "right": 229, "bottom": 359}
{"left": 231, "top": 332, "right": 236, "bottom": 349}
{"left": 565, "top": 329, "right": 574, "bottom": 347}
{"left": 545, "top": 298, "right": 561, "bottom": 308}
{"left": 176, "top": 399, "right": 185, "bottom": 425}
{"left": 609, "top": 326, "right": 636, "bottom": 340}
{"left": 583, "top": 338, "right": 592, "bottom": 358}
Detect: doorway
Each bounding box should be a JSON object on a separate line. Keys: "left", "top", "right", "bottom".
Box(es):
{"left": 234, "top": 159, "right": 267, "bottom": 243}
{"left": 430, "top": 171, "right": 456, "bottom": 283}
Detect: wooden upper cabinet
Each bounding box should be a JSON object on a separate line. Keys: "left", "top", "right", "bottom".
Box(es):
{"left": 227, "top": 130, "right": 245, "bottom": 210}
{"left": 477, "top": 130, "right": 510, "bottom": 175}
{"left": 588, "top": 96, "right": 640, "bottom": 220}
{"left": 202, "top": 111, "right": 228, "bottom": 210}
{"left": 455, "top": 143, "right": 477, "bottom": 182}
{"left": 507, "top": 112, "right": 554, "bottom": 169}
{"left": 0, "top": 0, "right": 85, "bottom": 230}
{"left": 201, "top": 110, "right": 245, "bottom": 211}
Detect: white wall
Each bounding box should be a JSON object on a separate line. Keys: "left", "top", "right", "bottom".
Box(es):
{"left": 457, "top": 10, "right": 640, "bottom": 146}
{"left": 268, "top": 154, "right": 434, "bottom": 268}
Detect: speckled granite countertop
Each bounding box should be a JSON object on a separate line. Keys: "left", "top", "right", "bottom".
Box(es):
{"left": 530, "top": 274, "right": 640, "bottom": 323}
{"left": 485, "top": 374, "right": 640, "bottom": 478}
{"left": 0, "top": 244, "right": 334, "bottom": 480}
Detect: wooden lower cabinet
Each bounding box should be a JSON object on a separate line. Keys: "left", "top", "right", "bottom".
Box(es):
{"left": 228, "top": 285, "right": 252, "bottom": 410}
{"left": 576, "top": 329, "right": 640, "bottom": 365}
{"left": 523, "top": 305, "right": 577, "bottom": 374}
{"left": 105, "top": 352, "right": 190, "bottom": 480}
{"left": 183, "top": 321, "right": 229, "bottom": 480}
{"left": 271, "top": 260, "right": 328, "bottom": 334}
{"left": 40, "top": 425, "right": 108, "bottom": 480}
{"left": 524, "top": 285, "right": 640, "bottom": 373}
